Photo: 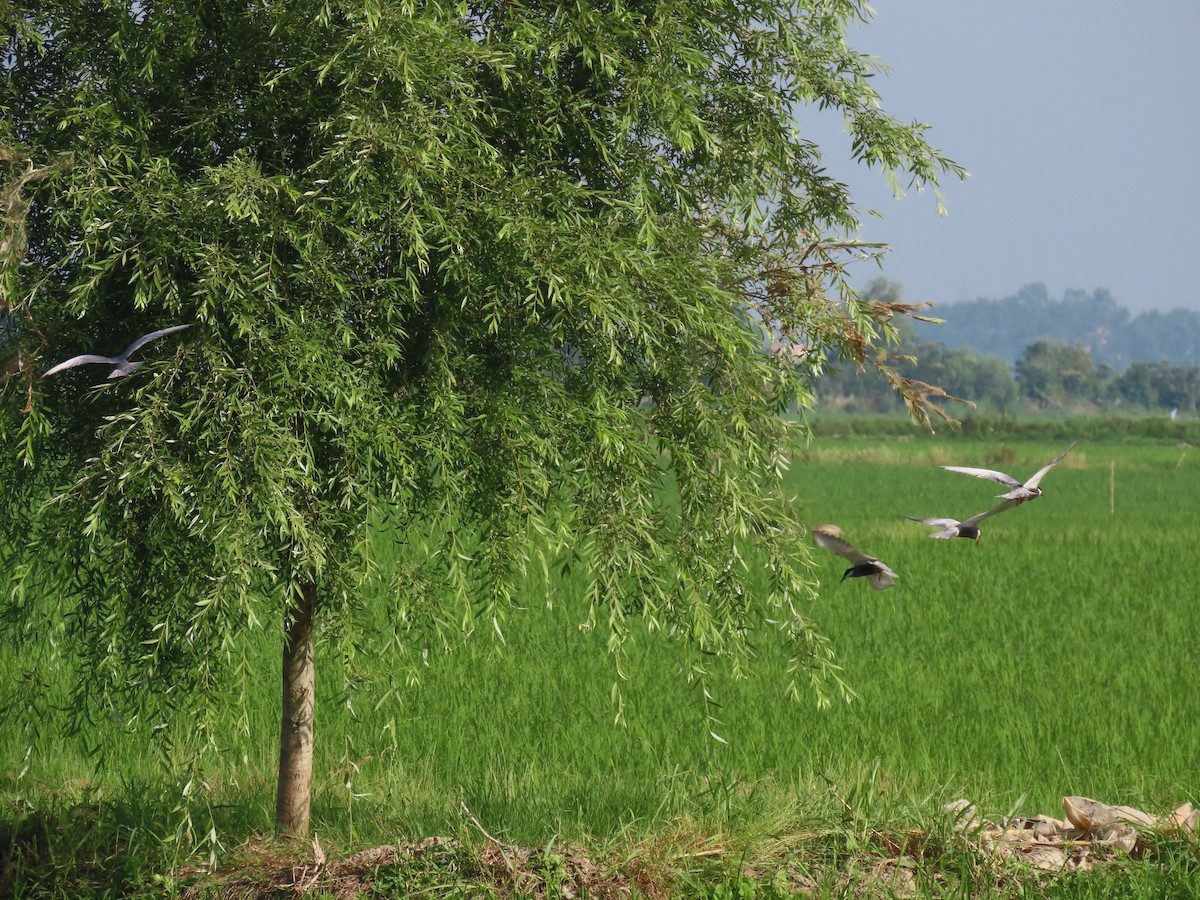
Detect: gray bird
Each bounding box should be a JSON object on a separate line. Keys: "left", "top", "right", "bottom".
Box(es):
{"left": 812, "top": 524, "right": 898, "bottom": 590}
{"left": 939, "top": 441, "right": 1077, "bottom": 503}
{"left": 41, "top": 324, "right": 193, "bottom": 380}
{"left": 906, "top": 499, "right": 1019, "bottom": 545}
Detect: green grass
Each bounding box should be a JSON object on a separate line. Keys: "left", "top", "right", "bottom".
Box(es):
{"left": 793, "top": 447, "right": 1197, "bottom": 809}
{"left": 2, "top": 434, "right": 1198, "bottom": 896}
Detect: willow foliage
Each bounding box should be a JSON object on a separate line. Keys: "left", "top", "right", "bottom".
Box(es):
{"left": 1, "top": 2, "right": 962, "bottom": 755}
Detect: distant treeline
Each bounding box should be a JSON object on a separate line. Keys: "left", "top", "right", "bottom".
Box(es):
{"left": 805, "top": 413, "right": 1200, "bottom": 445}
{"left": 908, "top": 282, "right": 1200, "bottom": 368}
{"left": 815, "top": 280, "right": 1200, "bottom": 416}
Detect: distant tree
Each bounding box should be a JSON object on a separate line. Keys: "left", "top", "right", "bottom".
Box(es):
{"left": 862, "top": 277, "right": 905, "bottom": 307}
{"left": 0, "top": 2, "right": 963, "bottom": 839}
{"left": 925, "top": 286, "right": 1200, "bottom": 370}
{"left": 1015, "top": 340, "right": 1098, "bottom": 407}
{"left": 910, "top": 283, "right": 1058, "bottom": 361}
{"left": 1119, "top": 309, "right": 1200, "bottom": 368}
{"left": 1114, "top": 361, "right": 1161, "bottom": 408}
{"left": 880, "top": 337, "right": 1016, "bottom": 414}
{"left": 1115, "top": 361, "right": 1200, "bottom": 413}
{"left": 1167, "top": 366, "right": 1200, "bottom": 413}
{"left": 937, "top": 349, "right": 1017, "bottom": 411}
{"left": 1057, "top": 287, "right": 1129, "bottom": 365}
{"left": 1015, "top": 339, "right": 1058, "bottom": 403}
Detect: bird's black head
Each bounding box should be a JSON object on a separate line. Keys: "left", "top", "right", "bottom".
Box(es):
{"left": 842, "top": 563, "right": 879, "bottom": 582}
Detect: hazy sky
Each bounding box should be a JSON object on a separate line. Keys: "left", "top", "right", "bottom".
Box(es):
{"left": 802, "top": 0, "right": 1200, "bottom": 314}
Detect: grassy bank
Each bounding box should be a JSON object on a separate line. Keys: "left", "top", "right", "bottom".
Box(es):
{"left": 2, "top": 432, "right": 1198, "bottom": 896}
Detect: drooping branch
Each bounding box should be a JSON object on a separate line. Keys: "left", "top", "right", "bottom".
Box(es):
{"left": 713, "top": 224, "right": 967, "bottom": 429}
{"left": 1, "top": 147, "right": 69, "bottom": 410}
{"left": 1, "top": 146, "right": 70, "bottom": 287}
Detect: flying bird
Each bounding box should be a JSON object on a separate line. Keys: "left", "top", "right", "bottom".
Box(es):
{"left": 812, "top": 524, "right": 898, "bottom": 590}
{"left": 939, "top": 441, "right": 1077, "bottom": 503}
{"left": 906, "top": 499, "right": 1019, "bottom": 545}
{"left": 41, "top": 324, "right": 194, "bottom": 380}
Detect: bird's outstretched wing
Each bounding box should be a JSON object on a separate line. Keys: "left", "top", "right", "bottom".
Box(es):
{"left": 41, "top": 354, "right": 119, "bottom": 378}
{"left": 813, "top": 529, "right": 872, "bottom": 564}
{"left": 119, "top": 324, "right": 194, "bottom": 359}
{"left": 960, "top": 499, "right": 1019, "bottom": 528}
{"left": 906, "top": 515, "right": 960, "bottom": 529}
{"left": 1023, "top": 441, "right": 1077, "bottom": 491}
{"left": 939, "top": 465, "right": 1022, "bottom": 489}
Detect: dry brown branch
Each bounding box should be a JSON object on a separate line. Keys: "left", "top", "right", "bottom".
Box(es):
{"left": 1, "top": 147, "right": 70, "bottom": 278}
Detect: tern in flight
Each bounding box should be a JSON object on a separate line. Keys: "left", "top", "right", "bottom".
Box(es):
{"left": 906, "top": 499, "right": 1019, "bottom": 545}
{"left": 41, "top": 324, "right": 193, "bottom": 380}
{"left": 812, "top": 524, "right": 898, "bottom": 590}
{"left": 939, "top": 441, "right": 1077, "bottom": 504}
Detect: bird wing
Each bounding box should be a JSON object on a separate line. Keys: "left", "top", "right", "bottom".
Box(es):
{"left": 812, "top": 530, "right": 873, "bottom": 565}
{"left": 960, "top": 499, "right": 1019, "bottom": 528}
{"left": 1023, "top": 441, "right": 1077, "bottom": 490}
{"left": 939, "top": 465, "right": 1023, "bottom": 489}
{"left": 868, "top": 563, "right": 899, "bottom": 590}
{"left": 119, "top": 323, "right": 194, "bottom": 359}
{"left": 906, "top": 515, "right": 961, "bottom": 529}
{"left": 41, "top": 354, "right": 119, "bottom": 378}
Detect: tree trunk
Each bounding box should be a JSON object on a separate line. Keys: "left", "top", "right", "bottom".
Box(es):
{"left": 275, "top": 573, "right": 316, "bottom": 838}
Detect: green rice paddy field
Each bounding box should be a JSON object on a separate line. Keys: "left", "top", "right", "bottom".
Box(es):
{"left": 2, "top": 428, "right": 1198, "bottom": 893}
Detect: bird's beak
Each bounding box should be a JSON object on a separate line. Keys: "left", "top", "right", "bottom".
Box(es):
{"left": 974, "top": 537, "right": 981, "bottom": 547}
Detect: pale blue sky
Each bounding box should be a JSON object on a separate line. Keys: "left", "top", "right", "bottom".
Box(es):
{"left": 802, "top": 0, "right": 1200, "bottom": 314}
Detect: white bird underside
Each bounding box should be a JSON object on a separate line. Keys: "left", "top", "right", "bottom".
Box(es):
{"left": 940, "top": 442, "right": 1077, "bottom": 501}
{"left": 812, "top": 528, "right": 898, "bottom": 589}
{"left": 41, "top": 324, "right": 193, "bottom": 380}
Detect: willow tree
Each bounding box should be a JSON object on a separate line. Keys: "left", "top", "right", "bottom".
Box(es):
{"left": 0, "top": 1, "right": 962, "bottom": 838}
